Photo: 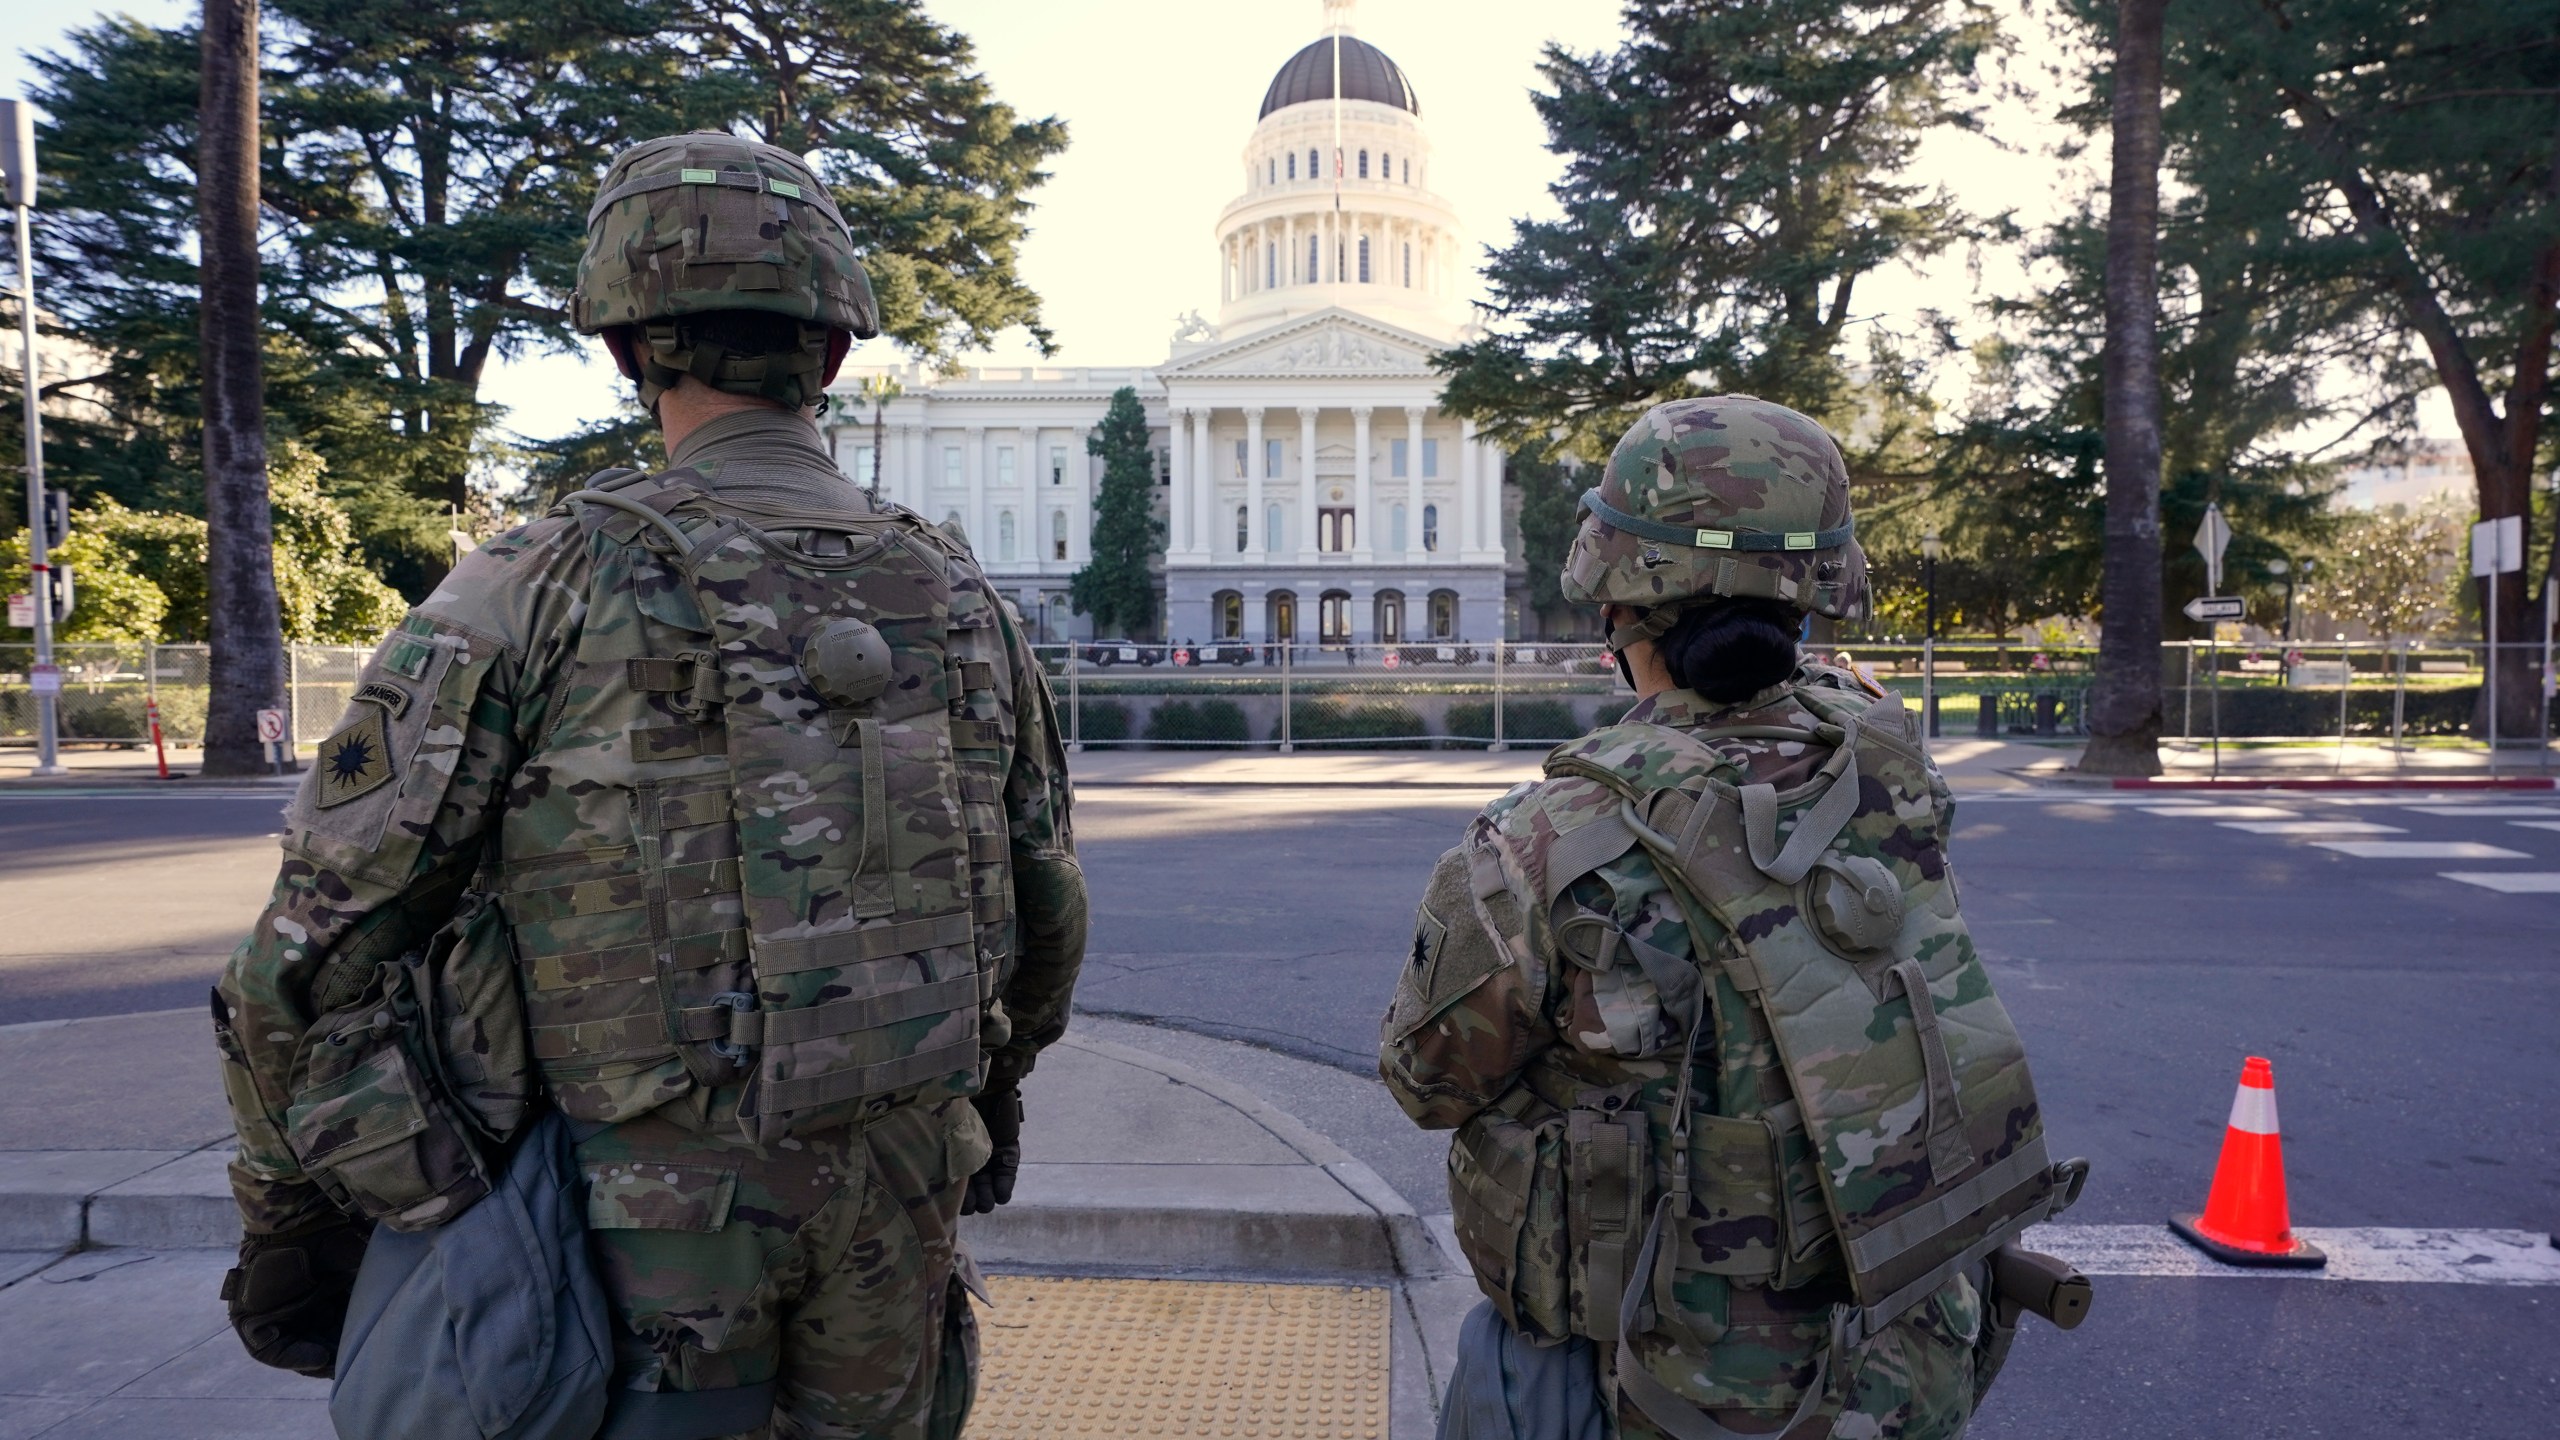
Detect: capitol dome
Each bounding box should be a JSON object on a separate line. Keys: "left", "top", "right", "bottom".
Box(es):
{"left": 1259, "top": 35, "right": 1420, "bottom": 119}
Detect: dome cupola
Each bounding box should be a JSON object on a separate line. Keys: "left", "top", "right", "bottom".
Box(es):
{"left": 1260, "top": 35, "right": 1419, "bottom": 119}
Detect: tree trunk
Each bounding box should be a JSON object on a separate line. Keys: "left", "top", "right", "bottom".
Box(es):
{"left": 2080, "top": 0, "right": 2169, "bottom": 778}
{"left": 198, "top": 0, "right": 286, "bottom": 777}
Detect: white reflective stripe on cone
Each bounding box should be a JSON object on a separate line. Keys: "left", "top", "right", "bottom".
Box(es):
{"left": 2226, "top": 1083, "right": 2280, "bottom": 1136}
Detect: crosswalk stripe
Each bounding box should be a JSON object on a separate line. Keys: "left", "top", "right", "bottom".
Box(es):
{"left": 2217, "top": 820, "right": 2403, "bottom": 835}
{"left": 2309, "top": 840, "right": 2530, "bottom": 860}
{"left": 2439, "top": 872, "right": 2560, "bottom": 894}
{"left": 2025, "top": 1225, "right": 2560, "bottom": 1285}
{"left": 2403, "top": 806, "right": 2560, "bottom": 818}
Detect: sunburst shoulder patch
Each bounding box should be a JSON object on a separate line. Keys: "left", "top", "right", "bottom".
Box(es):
{"left": 315, "top": 705, "right": 395, "bottom": 808}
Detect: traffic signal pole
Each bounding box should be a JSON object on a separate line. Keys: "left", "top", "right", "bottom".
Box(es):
{"left": 6, "top": 103, "right": 64, "bottom": 776}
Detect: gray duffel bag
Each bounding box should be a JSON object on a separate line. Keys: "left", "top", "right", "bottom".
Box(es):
{"left": 330, "top": 1109, "right": 613, "bottom": 1440}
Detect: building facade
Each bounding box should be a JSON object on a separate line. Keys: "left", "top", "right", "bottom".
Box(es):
{"left": 825, "top": 0, "right": 1513, "bottom": 645}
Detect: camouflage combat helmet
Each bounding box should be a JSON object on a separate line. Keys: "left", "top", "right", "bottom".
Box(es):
{"left": 573, "top": 131, "right": 881, "bottom": 410}
{"left": 1561, "top": 395, "right": 1868, "bottom": 649}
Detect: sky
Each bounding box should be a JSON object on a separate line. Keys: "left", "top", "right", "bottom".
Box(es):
{"left": 3, "top": 0, "right": 2449, "bottom": 454}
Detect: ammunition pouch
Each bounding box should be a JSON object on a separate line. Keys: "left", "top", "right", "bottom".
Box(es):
{"left": 285, "top": 893, "right": 534, "bottom": 1232}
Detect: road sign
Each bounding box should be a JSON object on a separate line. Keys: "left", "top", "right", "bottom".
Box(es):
{"left": 27, "top": 663, "right": 59, "bottom": 695}
{"left": 6, "top": 594, "right": 27, "bottom": 628}
{"left": 1382, "top": 650, "right": 1401, "bottom": 669}
{"left": 255, "top": 708, "right": 286, "bottom": 744}
{"left": 2193, "top": 505, "right": 2232, "bottom": 592}
{"left": 2470, "top": 515, "right": 2524, "bottom": 577}
{"left": 2184, "top": 595, "right": 2247, "bottom": 623}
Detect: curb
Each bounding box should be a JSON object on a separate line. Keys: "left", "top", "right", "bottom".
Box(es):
{"left": 0, "top": 1036, "right": 1444, "bottom": 1281}
{"left": 2115, "top": 775, "right": 2556, "bottom": 792}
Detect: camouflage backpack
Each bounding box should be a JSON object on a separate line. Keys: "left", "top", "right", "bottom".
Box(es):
{"left": 510, "top": 471, "right": 1010, "bottom": 1146}
{"left": 1498, "top": 682, "right": 2083, "bottom": 1434}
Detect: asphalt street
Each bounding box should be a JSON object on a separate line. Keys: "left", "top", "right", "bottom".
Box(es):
{"left": 3, "top": 779, "right": 2557, "bottom": 1434}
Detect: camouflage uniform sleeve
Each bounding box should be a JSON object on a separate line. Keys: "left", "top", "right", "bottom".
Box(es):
{"left": 986, "top": 595, "right": 1085, "bottom": 1091}
{"left": 1380, "top": 809, "right": 1556, "bottom": 1130}
{"left": 212, "top": 522, "right": 583, "bottom": 1235}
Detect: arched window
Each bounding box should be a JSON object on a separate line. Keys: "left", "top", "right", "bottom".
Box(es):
{"left": 1307, "top": 234, "right": 1319, "bottom": 283}
{"left": 996, "top": 509, "right": 1017, "bottom": 562}
{"left": 1422, "top": 503, "right": 1440, "bottom": 553}
{"left": 1429, "top": 590, "right": 1459, "bottom": 640}
{"left": 1357, "top": 149, "right": 1369, "bottom": 179}
{"left": 1390, "top": 503, "right": 1408, "bottom": 554}
{"left": 1268, "top": 157, "right": 1276, "bottom": 185}
{"left": 1268, "top": 591, "right": 1298, "bottom": 644}
{"left": 1380, "top": 150, "right": 1390, "bottom": 179}
{"left": 1050, "top": 509, "right": 1067, "bottom": 560}
{"left": 1267, "top": 503, "right": 1285, "bottom": 554}
{"left": 1357, "top": 235, "right": 1371, "bottom": 283}
{"left": 1375, "top": 590, "right": 1404, "bottom": 644}
{"left": 1235, "top": 504, "right": 1249, "bottom": 554}
{"left": 1214, "top": 591, "right": 1244, "bottom": 638}
{"left": 1402, "top": 158, "right": 1411, "bottom": 184}
{"left": 1319, "top": 590, "right": 1352, "bottom": 646}
{"left": 1308, "top": 148, "right": 1320, "bottom": 178}
{"left": 1287, "top": 152, "right": 1297, "bottom": 180}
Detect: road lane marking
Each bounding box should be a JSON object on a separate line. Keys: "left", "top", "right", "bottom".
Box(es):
{"left": 2403, "top": 806, "right": 2560, "bottom": 818}
{"left": 2025, "top": 1225, "right": 2560, "bottom": 1285}
{"left": 2439, "top": 872, "right": 2560, "bottom": 895}
{"left": 2308, "top": 840, "right": 2530, "bottom": 860}
{"left": 2509, "top": 820, "right": 2560, "bottom": 833}
{"left": 2217, "top": 820, "right": 2406, "bottom": 835}
{"left": 2139, "top": 805, "right": 2304, "bottom": 819}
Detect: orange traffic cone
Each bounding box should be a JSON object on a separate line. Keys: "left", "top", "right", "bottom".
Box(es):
{"left": 2170, "top": 1056, "right": 2326, "bottom": 1268}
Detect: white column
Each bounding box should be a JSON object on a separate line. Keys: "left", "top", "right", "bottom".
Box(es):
{"left": 1480, "top": 440, "right": 1506, "bottom": 558}
{"left": 906, "top": 423, "right": 927, "bottom": 513}
{"left": 1352, "top": 406, "right": 1374, "bottom": 562}
{"left": 1296, "top": 406, "right": 1319, "bottom": 562}
{"left": 1017, "top": 425, "right": 1039, "bottom": 562}
{"left": 1455, "top": 419, "right": 1476, "bottom": 564}
{"left": 1245, "top": 407, "right": 1266, "bottom": 559}
{"left": 1284, "top": 216, "right": 1296, "bottom": 284}
{"left": 1405, "top": 407, "right": 1426, "bottom": 559}
{"left": 964, "top": 425, "right": 986, "bottom": 552}
{"left": 1068, "top": 425, "right": 1092, "bottom": 563}
{"left": 1167, "top": 409, "right": 1191, "bottom": 559}
{"left": 1191, "top": 409, "right": 1214, "bottom": 563}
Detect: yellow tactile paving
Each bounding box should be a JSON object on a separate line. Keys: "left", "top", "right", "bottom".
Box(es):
{"left": 963, "top": 1275, "right": 1389, "bottom": 1440}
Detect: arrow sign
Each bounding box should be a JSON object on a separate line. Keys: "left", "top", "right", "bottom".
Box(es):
{"left": 2184, "top": 596, "right": 2247, "bottom": 623}
{"left": 2193, "top": 504, "right": 2232, "bottom": 594}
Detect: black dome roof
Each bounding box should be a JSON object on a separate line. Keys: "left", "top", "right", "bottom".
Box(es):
{"left": 1259, "top": 35, "right": 1419, "bottom": 119}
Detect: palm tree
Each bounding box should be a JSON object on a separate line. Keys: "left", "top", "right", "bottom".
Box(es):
{"left": 2082, "top": 0, "right": 2170, "bottom": 777}
{"left": 198, "top": 0, "right": 286, "bottom": 776}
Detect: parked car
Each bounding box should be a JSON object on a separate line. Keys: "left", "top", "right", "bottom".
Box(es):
{"left": 1171, "top": 639, "right": 1252, "bottom": 667}
{"left": 1081, "top": 638, "right": 1160, "bottom": 667}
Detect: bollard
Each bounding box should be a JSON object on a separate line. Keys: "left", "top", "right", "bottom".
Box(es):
{"left": 1977, "top": 692, "right": 2000, "bottom": 738}
{"left": 2034, "top": 692, "right": 2059, "bottom": 737}
{"left": 1927, "top": 692, "right": 1942, "bottom": 739}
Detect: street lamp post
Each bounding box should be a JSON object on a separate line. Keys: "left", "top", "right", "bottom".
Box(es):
{"left": 1921, "top": 530, "right": 1942, "bottom": 742}
{"left": 2, "top": 101, "right": 64, "bottom": 776}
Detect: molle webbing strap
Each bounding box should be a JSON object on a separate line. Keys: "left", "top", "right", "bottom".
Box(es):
{"left": 851, "top": 717, "right": 894, "bottom": 918}
{"left": 1580, "top": 489, "right": 1854, "bottom": 554}
{"left": 760, "top": 1036, "right": 981, "bottom": 1113}
{"left": 749, "top": 911, "right": 974, "bottom": 978}
{"left": 1736, "top": 718, "right": 1862, "bottom": 885}
{"left": 1888, "top": 958, "right": 1978, "bottom": 1186}
{"left": 1569, "top": 1098, "right": 1647, "bottom": 1344}
{"left": 722, "top": 973, "right": 979, "bottom": 1048}
{"left": 1613, "top": 1207, "right": 1840, "bottom": 1440}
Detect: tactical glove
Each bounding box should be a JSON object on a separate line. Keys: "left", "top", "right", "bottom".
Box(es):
{"left": 963, "top": 1086, "right": 1024, "bottom": 1216}
{"left": 221, "top": 1214, "right": 373, "bottom": 1377}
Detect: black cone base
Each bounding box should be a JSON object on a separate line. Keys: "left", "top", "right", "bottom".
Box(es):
{"left": 2170, "top": 1213, "right": 2328, "bottom": 1269}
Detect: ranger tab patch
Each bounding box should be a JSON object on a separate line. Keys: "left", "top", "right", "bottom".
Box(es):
{"left": 315, "top": 705, "right": 395, "bottom": 808}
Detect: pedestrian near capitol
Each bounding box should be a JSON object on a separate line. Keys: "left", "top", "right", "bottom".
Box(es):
{"left": 211, "top": 131, "right": 1086, "bottom": 1437}
{"left": 1382, "top": 397, "right": 2087, "bottom": 1438}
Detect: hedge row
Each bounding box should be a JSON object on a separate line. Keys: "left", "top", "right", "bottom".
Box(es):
{"left": 2180, "top": 685, "right": 2481, "bottom": 737}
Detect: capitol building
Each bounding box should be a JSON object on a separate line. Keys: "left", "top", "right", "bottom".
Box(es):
{"left": 826, "top": 0, "right": 1515, "bottom": 647}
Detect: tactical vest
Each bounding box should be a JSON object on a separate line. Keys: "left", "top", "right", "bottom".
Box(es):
{"left": 1448, "top": 682, "right": 2083, "bottom": 1437}
{"left": 495, "top": 472, "right": 1013, "bottom": 1144}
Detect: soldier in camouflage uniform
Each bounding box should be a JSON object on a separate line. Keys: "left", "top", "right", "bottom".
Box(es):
{"left": 213, "top": 132, "right": 1086, "bottom": 1438}
{"left": 1384, "top": 397, "right": 2077, "bottom": 1439}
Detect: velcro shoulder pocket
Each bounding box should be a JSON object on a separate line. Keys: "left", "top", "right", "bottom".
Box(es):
{"left": 585, "top": 1162, "right": 738, "bottom": 1232}
{"left": 1387, "top": 846, "right": 1512, "bottom": 1042}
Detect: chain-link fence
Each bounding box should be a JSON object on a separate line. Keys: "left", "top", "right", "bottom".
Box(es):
{"left": 0, "top": 643, "right": 375, "bottom": 747}
{"left": 1037, "top": 637, "right": 2557, "bottom": 754}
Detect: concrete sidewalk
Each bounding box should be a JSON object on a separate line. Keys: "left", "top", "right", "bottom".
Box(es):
{"left": 0, "top": 1008, "right": 1471, "bottom": 1439}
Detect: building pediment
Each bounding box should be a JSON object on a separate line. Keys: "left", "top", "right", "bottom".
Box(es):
{"left": 1162, "top": 308, "right": 1444, "bottom": 379}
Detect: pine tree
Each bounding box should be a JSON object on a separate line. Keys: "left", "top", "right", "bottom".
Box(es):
{"left": 1070, "top": 387, "right": 1163, "bottom": 640}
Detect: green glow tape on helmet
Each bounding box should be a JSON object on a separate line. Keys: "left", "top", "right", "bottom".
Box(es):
{"left": 1582, "top": 490, "right": 1854, "bottom": 554}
